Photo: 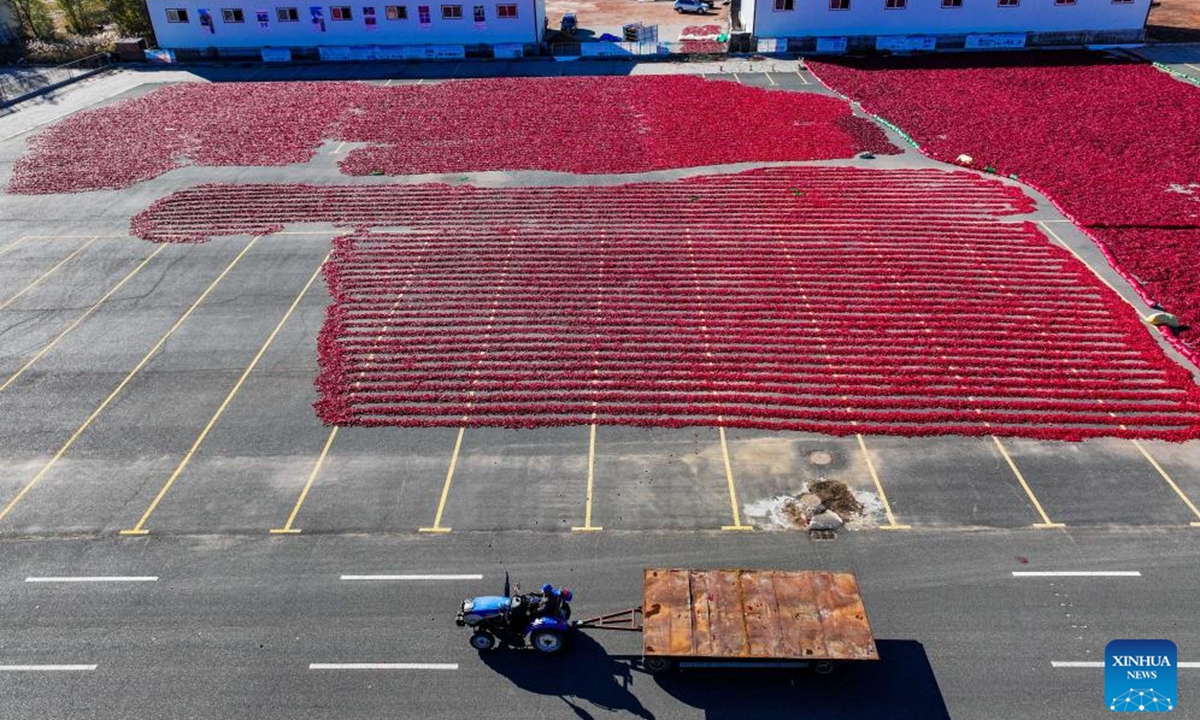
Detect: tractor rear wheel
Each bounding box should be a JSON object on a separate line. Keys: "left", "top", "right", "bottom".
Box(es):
{"left": 530, "top": 629, "right": 565, "bottom": 654}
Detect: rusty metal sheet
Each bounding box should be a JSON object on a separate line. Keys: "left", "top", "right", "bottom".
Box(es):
{"left": 740, "top": 570, "right": 786, "bottom": 658}
{"left": 642, "top": 569, "right": 692, "bottom": 657}
{"left": 642, "top": 569, "right": 877, "bottom": 661}
{"left": 687, "top": 570, "right": 715, "bottom": 657}
{"left": 772, "top": 570, "right": 827, "bottom": 658}
{"left": 706, "top": 569, "right": 749, "bottom": 658}
{"left": 813, "top": 572, "right": 879, "bottom": 660}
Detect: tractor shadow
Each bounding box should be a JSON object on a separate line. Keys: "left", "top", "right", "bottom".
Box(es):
{"left": 479, "top": 631, "right": 654, "bottom": 720}
{"left": 479, "top": 637, "right": 949, "bottom": 720}
{"left": 654, "top": 640, "right": 952, "bottom": 720}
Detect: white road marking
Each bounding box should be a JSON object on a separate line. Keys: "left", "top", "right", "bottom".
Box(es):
{"left": 25, "top": 576, "right": 158, "bottom": 583}
{"left": 1054, "top": 661, "right": 1200, "bottom": 668}
{"left": 340, "top": 574, "right": 483, "bottom": 581}
{"left": 1012, "top": 571, "right": 1140, "bottom": 577}
{"left": 0, "top": 665, "right": 97, "bottom": 671}
{"left": 310, "top": 663, "right": 458, "bottom": 670}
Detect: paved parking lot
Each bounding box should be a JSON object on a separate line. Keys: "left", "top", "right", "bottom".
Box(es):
{"left": 2, "top": 65, "right": 1200, "bottom": 541}
{"left": 2, "top": 63, "right": 1199, "bottom": 720}
{"left": 1, "top": 228, "right": 1199, "bottom": 538}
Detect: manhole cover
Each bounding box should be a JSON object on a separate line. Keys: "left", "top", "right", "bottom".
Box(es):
{"left": 808, "top": 451, "right": 833, "bottom": 466}
{"left": 809, "top": 529, "right": 837, "bottom": 542}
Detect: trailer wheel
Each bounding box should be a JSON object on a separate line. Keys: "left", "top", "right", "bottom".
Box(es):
{"left": 814, "top": 660, "right": 835, "bottom": 675}
{"left": 531, "top": 629, "right": 565, "bottom": 654}
{"left": 644, "top": 657, "right": 674, "bottom": 675}
{"left": 469, "top": 632, "right": 496, "bottom": 651}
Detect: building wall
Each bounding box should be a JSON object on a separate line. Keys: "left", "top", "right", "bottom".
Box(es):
{"left": 148, "top": 0, "right": 544, "bottom": 48}
{"left": 751, "top": 0, "right": 1151, "bottom": 37}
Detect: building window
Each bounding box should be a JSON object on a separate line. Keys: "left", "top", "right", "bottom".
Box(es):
{"left": 886, "top": 0, "right": 906, "bottom": 8}
{"left": 997, "top": 0, "right": 1018, "bottom": 6}
{"left": 473, "top": 3, "right": 485, "bottom": 20}
{"left": 1054, "top": 0, "right": 1075, "bottom": 5}
{"left": 829, "top": 0, "right": 849, "bottom": 9}
{"left": 1111, "top": 0, "right": 1132, "bottom": 3}
{"left": 497, "top": 2, "right": 517, "bottom": 16}
{"left": 386, "top": 4, "right": 407, "bottom": 17}
{"left": 774, "top": 0, "right": 794, "bottom": 9}
{"left": 418, "top": 3, "right": 430, "bottom": 21}
{"left": 221, "top": 7, "right": 245, "bottom": 21}
{"left": 941, "top": 0, "right": 962, "bottom": 7}
{"left": 331, "top": 5, "right": 352, "bottom": 18}
{"left": 277, "top": 6, "right": 300, "bottom": 19}
{"left": 166, "top": 7, "right": 189, "bottom": 21}
{"left": 442, "top": 4, "right": 462, "bottom": 17}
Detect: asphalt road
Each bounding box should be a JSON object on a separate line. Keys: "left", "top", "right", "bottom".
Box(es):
{"left": 1, "top": 63, "right": 1198, "bottom": 720}
{"left": 1, "top": 529, "right": 1197, "bottom": 720}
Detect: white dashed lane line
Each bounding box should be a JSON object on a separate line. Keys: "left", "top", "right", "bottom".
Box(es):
{"left": 310, "top": 663, "right": 458, "bottom": 670}
{"left": 340, "top": 574, "right": 483, "bottom": 581}
{"left": 1012, "top": 571, "right": 1140, "bottom": 577}
{"left": 0, "top": 665, "right": 98, "bottom": 671}
{"left": 25, "top": 576, "right": 158, "bottom": 583}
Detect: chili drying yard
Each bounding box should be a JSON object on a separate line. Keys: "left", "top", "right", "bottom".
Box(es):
{"left": 0, "top": 57, "right": 1199, "bottom": 720}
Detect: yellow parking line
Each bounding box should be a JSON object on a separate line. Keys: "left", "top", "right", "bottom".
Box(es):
{"left": 719, "top": 426, "right": 753, "bottom": 531}
{"left": 270, "top": 426, "right": 339, "bottom": 534}
{"left": 572, "top": 423, "right": 602, "bottom": 532}
{"left": 991, "top": 436, "right": 1065, "bottom": 528}
{"left": 0, "top": 236, "right": 262, "bottom": 526}
{"left": 0, "top": 236, "right": 30, "bottom": 258}
{"left": 1129, "top": 439, "right": 1200, "bottom": 527}
{"left": 120, "top": 251, "right": 329, "bottom": 535}
{"left": 0, "top": 236, "right": 99, "bottom": 312}
{"left": 272, "top": 235, "right": 430, "bottom": 535}
{"left": 855, "top": 434, "right": 911, "bottom": 530}
{"left": 0, "top": 245, "right": 169, "bottom": 394}
{"left": 420, "top": 427, "right": 464, "bottom": 533}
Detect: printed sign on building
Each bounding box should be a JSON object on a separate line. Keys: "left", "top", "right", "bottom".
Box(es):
{"left": 363, "top": 6, "right": 377, "bottom": 28}
{"left": 815, "top": 37, "right": 847, "bottom": 54}
{"left": 965, "top": 33, "right": 1026, "bottom": 49}
{"left": 756, "top": 38, "right": 783, "bottom": 54}
{"left": 875, "top": 35, "right": 936, "bottom": 52}
{"left": 261, "top": 47, "right": 293, "bottom": 61}
{"left": 198, "top": 8, "right": 215, "bottom": 33}
{"left": 311, "top": 6, "right": 326, "bottom": 31}
{"left": 493, "top": 43, "right": 524, "bottom": 58}
{"left": 256, "top": 8, "right": 270, "bottom": 29}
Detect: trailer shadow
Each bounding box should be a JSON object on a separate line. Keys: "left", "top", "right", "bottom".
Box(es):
{"left": 653, "top": 639, "right": 951, "bottom": 720}
{"left": 479, "top": 631, "right": 655, "bottom": 720}
{"left": 479, "top": 636, "right": 949, "bottom": 720}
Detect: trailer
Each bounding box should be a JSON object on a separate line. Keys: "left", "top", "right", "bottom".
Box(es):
{"left": 573, "top": 568, "right": 879, "bottom": 674}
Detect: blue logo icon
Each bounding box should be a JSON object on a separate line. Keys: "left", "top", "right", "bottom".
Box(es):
{"left": 1106, "top": 639, "right": 1177, "bottom": 712}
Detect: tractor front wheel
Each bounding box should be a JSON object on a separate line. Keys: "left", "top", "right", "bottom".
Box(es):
{"left": 470, "top": 632, "right": 497, "bottom": 651}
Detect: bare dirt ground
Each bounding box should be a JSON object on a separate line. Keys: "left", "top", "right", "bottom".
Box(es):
{"left": 544, "top": 0, "right": 730, "bottom": 43}
{"left": 1148, "top": 0, "right": 1200, "bottom": 42}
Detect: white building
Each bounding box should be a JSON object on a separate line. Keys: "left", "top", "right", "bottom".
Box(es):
{"left": 147, "top": 0, "right": 545, "bottom": 58}
{"left": 741, "top": 0, "right": 1152, "bottom": 50}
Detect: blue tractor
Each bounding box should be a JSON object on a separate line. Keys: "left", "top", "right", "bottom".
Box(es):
{"left": 456, "top": 577, "right": 573, "bottom": 654}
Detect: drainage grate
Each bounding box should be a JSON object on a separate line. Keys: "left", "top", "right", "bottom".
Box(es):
{"left": 808, "top": 529, "right": 837, "bottom": 542}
